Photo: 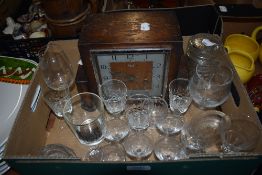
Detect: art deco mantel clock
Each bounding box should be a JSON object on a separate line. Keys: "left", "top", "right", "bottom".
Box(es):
{"left": 78, "top": 9, "right": 184, "bottom": 97}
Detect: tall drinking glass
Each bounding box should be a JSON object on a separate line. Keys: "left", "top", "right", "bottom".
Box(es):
{"left": 63, "top": 92, "right": 105, "bottom": 146}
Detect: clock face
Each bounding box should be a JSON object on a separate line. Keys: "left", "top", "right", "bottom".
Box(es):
{"left": 91, "top": 49, "right": 170, "bottom": 97}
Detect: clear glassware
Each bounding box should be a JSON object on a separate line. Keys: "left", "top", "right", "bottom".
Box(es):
{"left": 63, "top": 92, "right": 105, "bottom": 146}
{"left": 186, "top": 33, "right": 226, "bottom": 78}
{"left": 146, "top": 97, "right": 169, "bottom": 126}
{"left": 104, "top": 117, "right": 129, "bottom": 142}
{"left": 181, "top": 110, "right": 231, "bottom": 153}
{"left": 100, "top": 79, "right": 129, "bottom": 142}
{"left": 156, "top": 111, "right": 184, "bottom": 135}
{"left": 169, "top": 78, "right": 192, "bottom": 116}
{"left": 123, "top": 132, "right": 153, "bottom": 160}
{"left": 126, "top": 94, "right": 149, "bottom": 110}
{"left": 42, "top": 84, "right": 71, "bottom": 118}
{"left": 127, "top": 107, "right": 150, "bottom": 131}
{"left": 221, "top": 119, "right": 261, "bottom": 153}
{"left": 152, "top": 97, "right": 186, "bottom": 161}
{"left": 39, "top": 42, "right": 74, "bottom": 90}
{"left": 154, "top": 136, "right": 187, "bottom": 161}
{"left": 100, "top": 79, "right": 127, "bottom": 115}
{"left": 189, "top": 64, "right": 233, "bottom": 109}
{"left": 123, "top": 105, "right": 153, "bottom": 160}
{"left": 86, "top": 143, "right": 126, "bottom": 162}
{"left": 40, "top": 144, "right": 77, "bottom": 158}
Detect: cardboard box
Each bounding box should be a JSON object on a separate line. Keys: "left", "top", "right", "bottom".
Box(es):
{"left": 213, "top": 3, "right": 262, "bottom": 41}
{"left": 3, "top": 5, "right": 262, "bottom": 175}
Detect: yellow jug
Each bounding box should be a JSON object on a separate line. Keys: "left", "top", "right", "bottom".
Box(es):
{"left": 227, "top": 49, "right": 255, "bottom": 84}
{"left": 251, "top": 25, "right": 262, "bottom": 64}
{"left": 225, "top": 33, "right": 260, "bottom": 62}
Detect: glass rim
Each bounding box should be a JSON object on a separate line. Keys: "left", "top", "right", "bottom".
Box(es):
{"left": 63, "top": 92, "right": 104, "bottom": 125}
{"left": 100, "top": 79, "right": 127, "bottom": 93}
{"left": 169, "top": 78, "right": 189, "bottom": 89}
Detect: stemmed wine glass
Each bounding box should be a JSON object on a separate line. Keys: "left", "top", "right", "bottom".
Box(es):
{"left": 123, "top": 94, "right": 153, "bottom": 160}
{"left": 189, "top": 64, "right": 233, "bottom": 109}
{"left": 39, "top": 42, "right": 74, "bottom": 91}
{"left": 39, "top": 42, "right": 74, "bottom": 118}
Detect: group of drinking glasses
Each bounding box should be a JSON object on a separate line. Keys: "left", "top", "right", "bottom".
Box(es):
{"left": 62, "top": 78, "right": 194, "bottom": 161}
{"left": 40, "top": 36, "right": 261, "bottom": 162}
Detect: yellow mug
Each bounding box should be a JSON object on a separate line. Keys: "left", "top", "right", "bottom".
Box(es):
{"left": 224, "top": 34, "right": 260, "bottom": 62}
{"left": 227, "top": 49, "right": 255, "bottom": 84}
{"left": 251, "top": 25, "right": 262, "bottom": 64}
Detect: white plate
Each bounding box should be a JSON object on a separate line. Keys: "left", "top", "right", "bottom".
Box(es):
{"left": 0, "top": 83, "right": 29, "bottom": 146}
{"left": 0, "top": 139, "right": 6, "bottom": 151}
{"left": 0, "top": 163, "right": 10, "bottom": 175}
{"left": 0, "top": 56, "right": 37, "bottom": 147}
{"left": 0, "top": 146, "right": 5, "bottom": 154}
{"left": 0, "top": 161, "right": 5, "bottom": 167}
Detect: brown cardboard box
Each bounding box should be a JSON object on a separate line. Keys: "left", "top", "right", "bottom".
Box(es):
{"left": 212, "top": 1, "right": 262, "bottom": 41}
{"left": 3, "top": 6, "right": 262, "bottom": 175}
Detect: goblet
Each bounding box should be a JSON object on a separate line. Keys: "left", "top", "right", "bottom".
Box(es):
{"left": 100, "top": 79, "right": 129, "bottom": 142}
{"left": 189, "top": 64, "right": 233, "bottom": 109}
{"left": 39, "top": 42, "right": 74, "bottom": 90}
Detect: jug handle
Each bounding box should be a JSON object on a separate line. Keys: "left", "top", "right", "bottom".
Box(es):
{"left": 251, "top": 26, "right": 262, "bottom": 41}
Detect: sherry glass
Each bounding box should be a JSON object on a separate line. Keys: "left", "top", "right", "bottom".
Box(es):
{"left": 123, "top": 105, "right": 153, "bottom": 160}
{"left": 169, "top": 78, "right": 192, "bottom": 116}
{"left": 100, "top": 79, "right": 129, "bottom": 142}
{"left": 152, "top": 97, "right": 187, "bottom": 161}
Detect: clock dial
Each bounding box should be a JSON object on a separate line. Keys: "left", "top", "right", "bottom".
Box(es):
{"left": 110, "top": 61, "right": 152, "bottom": 91}
{"left": 92, "top": 49, "right": 169, "bottom": 97}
